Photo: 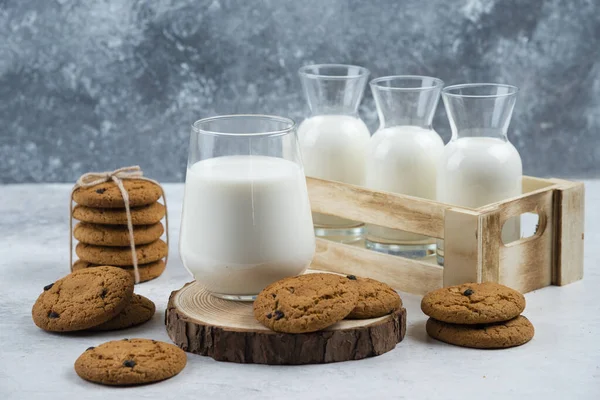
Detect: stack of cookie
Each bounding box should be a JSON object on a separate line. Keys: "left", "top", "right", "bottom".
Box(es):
{"left": 32, "top": 266, "right": 155, "bottom": 332}
{"left": 421, "top": 282, "right": 535, "bottom": 349}
{"left": 71, "top": 179, "right": 168, "bottom": 283}
{"left": 253, "top": 273, "right": 403, "bottom": 333}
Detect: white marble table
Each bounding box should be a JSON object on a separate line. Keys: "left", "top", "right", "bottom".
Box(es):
{"left": 1, "top": 183, "right": 598, "bottom": 400}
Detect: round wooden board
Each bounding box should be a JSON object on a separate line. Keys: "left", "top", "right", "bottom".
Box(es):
{"left": 165, "top": 280, "right": 407, "bottom": 365}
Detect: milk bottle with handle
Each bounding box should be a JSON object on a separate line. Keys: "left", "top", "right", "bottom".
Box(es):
{"left": 365, "top": 76, "right": 445, "bottom": 258}
{"left": 437, "top": 83, "right": 522, "bottom": 265}
{"left": 297, "top": 64, "right": 371, "bottom": 243}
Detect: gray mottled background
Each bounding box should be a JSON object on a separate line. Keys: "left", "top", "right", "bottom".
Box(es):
{"left": 1, "top": 0, "right": 599, "bottom": 183}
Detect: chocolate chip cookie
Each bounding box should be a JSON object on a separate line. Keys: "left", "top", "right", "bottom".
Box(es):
{"left": 76, "top": 239, "right": 168, "bottom": 266}
{"left": 73, "top": 179, "right": 162, "bottom": 208}
{"left": 74, "top": 338, "right": 186, "bottom": 385}
{"left": 426, "top": 315, "right": 535, "bottom": 349}
{"left": 32, "top": 266, "right": 134, "bottom": 332}
{"left": 73, "top": 259, "right": 166, "bottom": 283}
{"left": 253, "top": 273, "right": 359, "bottom": 333}
{"left": 74, "top": 222, "right": 164, "bottom": 246}
{"left": 90, "top": 294, "right": 156, "bottom": 331}
{"left": 421, "top": 282, "right": 525, "bottom": 324}
{"left": 346, "top": 276, "right": 402, "bottom": 319}
{"left": 72, "top": 203, "right": 165, "bottom": 225}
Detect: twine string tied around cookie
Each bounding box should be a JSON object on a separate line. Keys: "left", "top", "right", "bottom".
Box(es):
{"left": 69, "top": 166, "right": 169, "bottom": 284}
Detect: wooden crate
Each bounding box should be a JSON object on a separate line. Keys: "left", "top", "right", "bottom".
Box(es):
{"left": 307, "top": 176, "right": 585, "bottom": 295}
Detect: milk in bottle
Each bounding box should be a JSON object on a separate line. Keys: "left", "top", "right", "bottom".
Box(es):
{"left": 437, "top": 84, "right": 522, "bottom": 265}
{"left": 298, "top": 64, "right": 371, "bottom": 243}
{"left": 365, "top": 76, "right": 445, "bottom": 258}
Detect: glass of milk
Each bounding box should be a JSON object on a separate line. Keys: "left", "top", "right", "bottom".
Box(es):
{"left": 298, "top": 64, "right": 371, "bottom": 243}
{"left": 365, "top": 76, "right": 445, "bottom": 258}
{"left": 180, "top": 115, "right": 316, "bottom": 301}
{"left": 437, "top": 84, "right": 522, "bottom": 265}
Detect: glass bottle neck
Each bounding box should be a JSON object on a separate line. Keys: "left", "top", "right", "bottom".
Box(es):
{"left": 302, "top": 83, "right": 365, "bottom": 116}
{"left": 442, "top": 83, "right": 518, "bottom": 143}
{"left": 373, "top": 93, "right": 436, "bottom": 129}
{"left": 370, "top": 76, "right": 442, "bottom": 130}
{"left": 299, "top": 65, "right": 369, "bottom": 117}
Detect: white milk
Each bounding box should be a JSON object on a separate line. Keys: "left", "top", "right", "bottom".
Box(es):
{"left": 180, "top": 155, "right": 316, "bottom": 296}
{"left": 437, "top": 137, "right": 522, "bottom": 243}
{"left": 297, "top": 115, "right": 371, "bottom": 228}
{"left": 365, "top": 125, "right": 444, "bottom": 242}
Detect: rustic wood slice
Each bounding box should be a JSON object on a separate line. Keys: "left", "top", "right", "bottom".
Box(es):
{"left": 165, "top": 280, "right": 406, "bottom": 365}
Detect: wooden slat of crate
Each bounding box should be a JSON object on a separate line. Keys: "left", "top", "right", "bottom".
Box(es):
{"left": 442, "top": 209, "right": 484, "bottom": 286}
{"left": 310, "top": 238, "right": 442, "bottom": 295}
{"left": 550, "top": 179, "right": 585, "bottom": 286}
{"left": 306, "top": 177, "right": 463, "bottom": 239}
{"left": 523, "top": 176, "right": 557, "bottom": 192}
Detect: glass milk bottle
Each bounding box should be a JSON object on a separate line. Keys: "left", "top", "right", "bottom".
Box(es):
{"left": 437, "top": 84, "right": 522, "bottom": 265}
{"left": 298, "top": 64, "right": 371, "bottom": 243}
{"left": 365, "top": 76, "right": 445, "bottom": 257}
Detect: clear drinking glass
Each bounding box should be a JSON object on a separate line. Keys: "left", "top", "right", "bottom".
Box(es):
{"left": 365, "top": 76, "right": 445, "bottom": 258}
{"left": 437, "top": 84, "right": 522, "bottom": 265}
{"left": 297, "top": 64, "right": 371, "bottom": 243}
{"left": 180, "top": 115, "right": 316, "bottom": 301}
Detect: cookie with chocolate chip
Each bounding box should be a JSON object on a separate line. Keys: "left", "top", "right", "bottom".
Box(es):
{"left": 73, "top": 202, "right": 165, "bottom": 225}
{"left": 73, "top": 259, "right": 166, "bottom": 283}
{"left": 73, "top": 179, "right": 162, "bottom": 208}
{"left": 346, "top": 276, "right": 402, "bottom": 319}
{"left": 32, "top": 266, "right": 134, "bottom": 332}
{"left": 76, "top": 239, "right": 168, "bottom": 266}
{"left": 426, "top": 315, "right": 534, "bottom": 349}
{"left": 74, "top": 338, "right": 186, "bottom": 385}
{"left": 253, "top": 273, "right": 359, "bottom": 333}
{"left": 74, "top": 222, "right": 164, "bottom": 246}
{"left": 421, "top": 282, "right": 525, "bottom": 324}
{"left": 90, "top": 294, "right": 155, "bottom": 331}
